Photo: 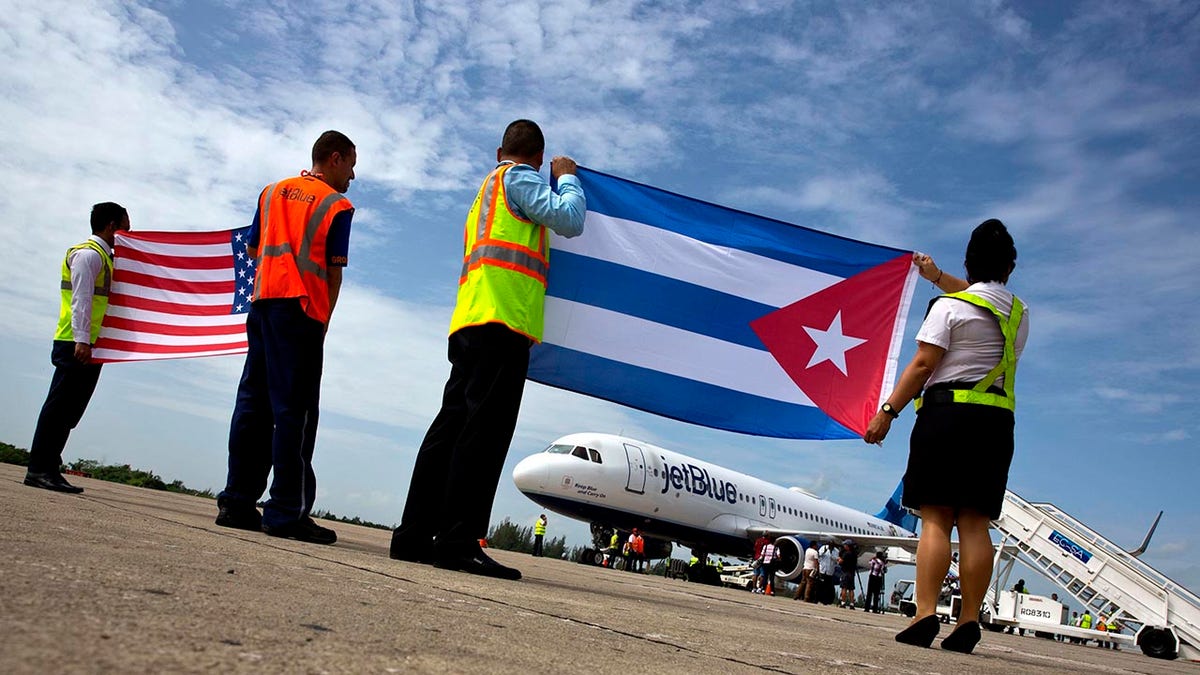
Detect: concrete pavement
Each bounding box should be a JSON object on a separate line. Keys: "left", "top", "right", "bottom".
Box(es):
{"left": 0, "top": 463, "right": 1191, "bottom": 674}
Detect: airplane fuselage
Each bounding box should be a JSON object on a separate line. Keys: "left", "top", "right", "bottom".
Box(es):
{"left": 512, "top": 432, "right": 914, "bottom": 559}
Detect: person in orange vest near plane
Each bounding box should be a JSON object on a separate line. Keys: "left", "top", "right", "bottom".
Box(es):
{"left": 26, "top": 202, "right": 130, "bottom": 494}
{"left": 216, "top": 131, "right": 357, "bottom": 545}
{"left": 390, "top": 120, "right": 586, "bottom": 580}
{"left": 627, "top": 528, "right": 646, "bottom": 572}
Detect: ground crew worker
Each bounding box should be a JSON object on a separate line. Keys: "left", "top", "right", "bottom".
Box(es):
{"left": 603, "top": 529, "right": 620, "bottom": 567}
{"left": 390, "top": 120, "right": 586, "bottom": 581}
{"left": 25, "top": 203, "right": 130, "bottom": 493}
{"left": 216, "top": 130, "right": 357, "bottom": 545}
{"left": 532, "top": 514, "right": 547, "bottom": 556}
{"left": 628, "top": 528, "right": 646, "bottom": 572}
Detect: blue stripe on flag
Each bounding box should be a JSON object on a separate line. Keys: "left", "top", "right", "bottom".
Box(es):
{"left": 546, "top": 251, "right": 775, "bottom": 350}
{"left": 529, "top": 345, "right": 857, "bottom": 440}
{"left": 577, "top": 167, "right": 906, "bottom": 278}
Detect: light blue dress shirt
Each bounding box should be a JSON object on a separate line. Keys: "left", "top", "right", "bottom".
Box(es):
{"left": 499, "top": 161, "right": 586, "bottom": 238}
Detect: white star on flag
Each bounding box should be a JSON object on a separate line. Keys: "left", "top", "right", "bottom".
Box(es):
{"left": 802, "top": 311, "right": 867, "bottom": 375}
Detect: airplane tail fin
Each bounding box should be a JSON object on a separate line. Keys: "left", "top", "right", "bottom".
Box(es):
{"left": 874, "top": 480, "right": 918, "bottom": 533}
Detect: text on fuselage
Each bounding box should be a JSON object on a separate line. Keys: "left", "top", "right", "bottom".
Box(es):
{"left": 660, "top": 457, "right": 738, "bottom": 504}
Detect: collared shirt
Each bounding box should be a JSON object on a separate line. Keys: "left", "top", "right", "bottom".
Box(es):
{"left": 498, "top": 161, "right": 586, "bottom": 238}
{"left": 803, "top": 547, "right": 819, "bottom": 571}
{"left": 68, "top": 235, "right": 112, "bottom": 343}
{"left": 918, "top": 281, "right": 1029, "bottom": 389}
{"left": 818, "top": 545, "right": 838, "bottom": 575}
{"left": 869, "top": 557, "right": 887, "bottom": 576}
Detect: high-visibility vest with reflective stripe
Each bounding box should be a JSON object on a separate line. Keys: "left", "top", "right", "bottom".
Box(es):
{"left": 55, "top": 239, "right": 113, "bottom": 343}
{"left": 252, "top": 175, "right": 353, "bottom": 324}
{"left": 1080, "top": 613, "right": 1093, "bottom": 629}
{"left": 449, "top": 164, "right": 549, "bottom": 341}
{"left": 914, "top": 291, "right": 1025, "bottom": 412}
{"left": 535, "top": 518, "right": 546, "bottom": 536}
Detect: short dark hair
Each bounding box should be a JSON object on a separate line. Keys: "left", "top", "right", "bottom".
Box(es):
{"left": 500, "top": 119, "right": 545, "bottom": 158}
{"left": 90, "top": 202, "right": 128, "bottom": 235}
{"left": 965, "top": 218, "right": 1017, "bottom": 283}
{"left": 312, "top": 130, "right": 355, "bottom": 164}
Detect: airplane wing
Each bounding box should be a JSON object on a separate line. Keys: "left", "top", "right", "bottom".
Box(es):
{"left": 745, "top": 525, "right": 920, "bottom": 552}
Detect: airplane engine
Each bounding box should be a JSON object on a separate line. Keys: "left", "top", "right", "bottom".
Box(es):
{"left": 772, "top": 535, "right": 810, "bottom": 581}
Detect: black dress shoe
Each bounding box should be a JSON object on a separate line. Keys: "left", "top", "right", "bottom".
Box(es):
{"left": 941, "top": 621, "right": 981, "bottom": 654}
{"left": 896, "top": 614, "right": 941, "bottom": 648}
{"left": 389, "top": 535, "right": 433, "bottom": 564}
{"left": 24, "top": 471, "right": 84, "bottom": 494}
{"left": 263, "top": 516, "right": 337, "bottom": 545}
{"left": 215, "top": 498, "right": 263, "bottom": 532}
{"left": 434, "top": 549, "right": 521, "bottom": 580}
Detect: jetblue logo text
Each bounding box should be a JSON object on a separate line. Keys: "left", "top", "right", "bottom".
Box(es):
{"left": 660, "top": 457, "right": 738, "bottom": 504}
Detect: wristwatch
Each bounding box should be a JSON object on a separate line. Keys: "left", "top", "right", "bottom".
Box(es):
{"left": 881, "top": 402, "right": 899, "bottom": 419}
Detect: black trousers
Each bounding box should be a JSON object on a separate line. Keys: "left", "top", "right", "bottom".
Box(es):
{"left": 221, "top": 299, "right": 325, "bottom": 527}
{"left": 393, "top": 323, "right": 531, "bottom": 555}
{"left": 866, "top": 574, "right": 885, "bottom": 612}
{"left": 29, "top": 341, "right": 102, "bottom": 474}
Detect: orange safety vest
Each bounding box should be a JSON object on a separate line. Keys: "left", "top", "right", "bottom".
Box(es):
{"left": 632, "top": 535, "right": 645, "bottom": 554}
{"left": 252, "top": 174, "right": 353, "bottom": 324}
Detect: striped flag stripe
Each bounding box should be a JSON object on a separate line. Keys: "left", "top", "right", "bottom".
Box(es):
{"left": 119, "top": 256, "right": 237, "bottom": 281}
{"left": 102, "top": 315, "right": 247, "bottom": 337}
{"left": 554, "top": 211, "right": 840, "bottom": 307}
{"left": 92, "top": 339, "right": 247, "bottom": 358}
{"left": 99, "top": 326, "right": 246, "bottom": 347}
{"left": 104, "top": 303, "right": 247, "bottom": 327}
{"left": 110, "top": 280, "right": 236, "bottom": 306}
{"left": 118, "top": 230, "right": 233, "bottom": 246}
{"left": 117, "top": 270, "right": 235, "bottom": 294}
{"left": 106, "top": 292, "right": 235, "bottom": 317}
{"left": 118, "top": 246, "right": 234, "bottom": 271}
{"left": 543, "top": 297, "right": 814, "bottom": 406}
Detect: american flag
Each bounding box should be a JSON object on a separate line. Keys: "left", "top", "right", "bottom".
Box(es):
{"left": 92, "top": 228, "right": 254, "bottom": 363}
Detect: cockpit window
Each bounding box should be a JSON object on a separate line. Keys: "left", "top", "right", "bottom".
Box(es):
{"left": 571, "top": 446, "right": 589, "bottom": 460}
{"left": 587, "top": 448, "right": 602, "bottom": 464}
{"left": 546, "top": 444, "right": 574, "bottom": 454}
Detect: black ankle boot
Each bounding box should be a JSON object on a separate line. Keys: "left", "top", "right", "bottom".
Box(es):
{"left": 895, "top": 614, "right": 941, "bottom": 648}
{"left": 941, "top": 621, "right": 981, "bottom": 654}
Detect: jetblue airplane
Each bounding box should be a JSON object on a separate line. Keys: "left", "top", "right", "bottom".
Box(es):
{"left": 512, "top": 432, "right": 920, "bottom": 581}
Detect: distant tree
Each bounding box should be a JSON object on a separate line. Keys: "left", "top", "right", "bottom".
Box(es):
{"left": 0, "top": 442, "right": 30, "bottom": 466}
{"left": 543, "top": 535, "right": 568, "bottom": 559}
{"left": 310, "top": 509, "right": 392, "bottom": 530}
{"left": 487, "top": 518, "right": 534, "bottom": 553}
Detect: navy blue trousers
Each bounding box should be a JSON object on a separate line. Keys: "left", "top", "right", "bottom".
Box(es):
{"left": 29, "top": 341, "right": 102, "bottom": 474}
{"left": 221, "top": 299, "right": 325, "bottom": 528}
{"left": 393, "top": 323, "right": 530, "bottom": 555}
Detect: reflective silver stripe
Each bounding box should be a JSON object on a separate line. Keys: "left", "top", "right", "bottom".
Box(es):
{"left": 252, "top": 182, "right": 279, "bottom": 301}
{"left": 460, "top": 244, "right": 548, "bottom": 282}
{"left": 475, "top": 169, "right": 499, "bottom": 240}
{"left": 295, "top": 191, "right": 346, "bottom": 281}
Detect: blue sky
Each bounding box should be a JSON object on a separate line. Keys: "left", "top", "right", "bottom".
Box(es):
{"left": 1, "top": 1, "right": 1197, "bottom": 596}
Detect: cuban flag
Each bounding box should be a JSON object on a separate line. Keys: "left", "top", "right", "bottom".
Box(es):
{"left": 528, "top": 168, "right": 918, "bottom": 439}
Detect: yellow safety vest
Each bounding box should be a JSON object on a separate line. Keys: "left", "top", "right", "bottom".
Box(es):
{"left": 54, "top": 240, "right": 113, "bottom": 343}
{"left": 914, "top": 291, "right": 1025, "bottom": 412}
{"left": 449, "top": 163, "right": 549, "bottom": 342}
{"left": 1080, "top": 613, "right": 1093, "bottom": 629}
{"left": 534, "top": 518, "right": 546, "bottom": 536}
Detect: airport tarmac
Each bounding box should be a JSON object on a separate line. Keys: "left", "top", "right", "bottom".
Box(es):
{"left": 0, "top": 463, "right": 1192, "bottom": 674}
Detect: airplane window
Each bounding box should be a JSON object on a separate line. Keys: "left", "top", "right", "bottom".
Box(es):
{"left": 571, "top": 446, "right": 589, "bottom": 460}
{"left": 587, "top": 448, "right": 602, "bottom": 463}
{"left": 547, "top": 444, "right": 573, "bottom": 454}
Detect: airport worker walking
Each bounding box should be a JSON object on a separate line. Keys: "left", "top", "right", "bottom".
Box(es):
{"left": 25, "top": 202, "right": 131, "bottom": 494}
{"left": 760, "top": 541, "right": 779, "bottom": 595}
{"left": 794, "top": 540, "right": 819, "bottom": 602}
{"left": 817, "top": 540, "right": 839, "bottom": 604}
{"left": 216, "top": 130, "right": 357, "bottom": 545}
{"left": 866, "top": 551, "right": 888, "bottom": 613}
{"left": 752, "top": 534, "right": 770, "bottom": 592}
{"left": 867, "top": 220, "right": 1029, "bottom": 655}
{"left": 532, "top": 513, "right": 547, "bottom": 556}
{"left": 390, "top": 119, "right": 586, "bottom": 581}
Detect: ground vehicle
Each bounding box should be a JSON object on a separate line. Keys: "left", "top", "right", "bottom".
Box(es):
{"left": 890, "top": 579, "right": 960, "bottom": 622}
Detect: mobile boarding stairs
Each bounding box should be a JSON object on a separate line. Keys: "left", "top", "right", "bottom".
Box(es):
{"left": 985, "top": 490, "right": 1199, "bottom": 661}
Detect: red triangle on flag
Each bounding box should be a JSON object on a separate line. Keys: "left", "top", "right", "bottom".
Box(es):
{"left": 750, "top": 253, "right": 912, "bottom": 435}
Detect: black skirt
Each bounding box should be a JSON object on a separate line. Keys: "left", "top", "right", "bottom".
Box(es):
{"left": 901, "top": 400, "right": 1015, "bottom": 520}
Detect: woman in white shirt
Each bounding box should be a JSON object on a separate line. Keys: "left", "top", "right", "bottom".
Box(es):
{"left": 864, "top": 219, "right": 1029, "bottom": 655}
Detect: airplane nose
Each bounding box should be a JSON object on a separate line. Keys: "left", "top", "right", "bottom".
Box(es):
{"left": 512, "top": 456, "right": 547, "bottom": 491}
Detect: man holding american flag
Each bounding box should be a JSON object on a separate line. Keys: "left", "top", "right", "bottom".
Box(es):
{"left": 215, "top": 131, "right": 357, "bottom": 545}
{"left": 25, "top": 203, "right": 130, "bottom": 494}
